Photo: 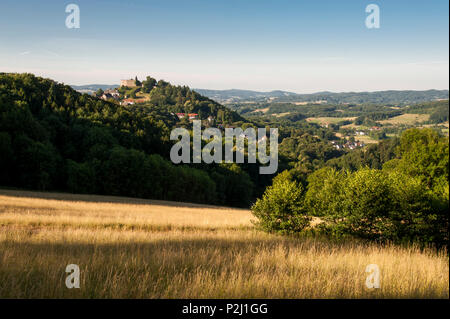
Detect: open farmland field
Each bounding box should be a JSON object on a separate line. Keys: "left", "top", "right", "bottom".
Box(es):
{"left": 379, "top": 113, "right": 430, "bottom": 125}
{"left": 0, "top": 189, "right": 448, "bottom": 299}
{"left": 354, "top": 135, "right": 379, "bottom": 144}
{"left": 306, "top": 117, "right": 357, "bottom": 126}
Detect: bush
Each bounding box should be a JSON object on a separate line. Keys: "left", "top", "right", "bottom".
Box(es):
{"left": 304, "top": 167, "right": 346, "bottom": 218}
{"left": 388, "top": 128, "right": 449, "bottom": 189}
{"left": 251, "top": 171, "right": 311, "bottom": 234}
{"left": 388, "top": 171, "right": 448, "bottom": 246}
{"left": 304, "top": 167, "right": 448, "bottom": 246}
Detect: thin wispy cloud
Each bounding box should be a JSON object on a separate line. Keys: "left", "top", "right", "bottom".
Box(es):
{"left": 42, "top": 50, "right": 60, "bottom": 57}
{"left": 403, "top": 61, "right": 449, "bottom": 66}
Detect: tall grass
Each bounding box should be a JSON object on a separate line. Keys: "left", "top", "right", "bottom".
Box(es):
{"left": 0, "top": 189, "right": 448, "bottom": 298}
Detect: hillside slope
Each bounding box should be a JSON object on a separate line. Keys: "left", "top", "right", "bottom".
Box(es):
{"left": 0, "top": 73, "right": 252, "bottom": 207}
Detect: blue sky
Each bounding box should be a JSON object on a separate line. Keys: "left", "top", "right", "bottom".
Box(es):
{"left": 0, "top": 0, "right": 448, "bottom": 92}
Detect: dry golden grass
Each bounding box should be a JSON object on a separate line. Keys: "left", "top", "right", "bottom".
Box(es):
{"left": 250, "top": 107, "right": 270, "bottom": 114}
{"left": 306, "top": 117, "right": 357, "bottom": 126}
{"left": 354, "top": 135, "right": 379, "bottom": 144}
{"left": 379, "top": 113, "right": 430, "bottom": 125}
{"left": 0, "top": 189, "right": 448, "bottom": 298}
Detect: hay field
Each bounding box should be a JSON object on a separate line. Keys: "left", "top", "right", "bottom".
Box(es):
{"left": 306, "top": 117, "right": 357, "bottom": 126}
{"left": 0, "top": 189, "right": 448, "bottom": 298}
{"left": 379, "top": 113, "right": 430, "bottom": 125}
{"left": 354, "top": 135, "right": 379, "bottom": 144}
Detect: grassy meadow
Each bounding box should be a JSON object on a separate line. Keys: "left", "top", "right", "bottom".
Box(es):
{"left": 0, "top": 189, "right": 448, "bottom": 298}
{"left": 306, "top": 116, "right": 357, "bottom": 126}
{"left": 379, "top": 113, "right": 430, "bottom": 125}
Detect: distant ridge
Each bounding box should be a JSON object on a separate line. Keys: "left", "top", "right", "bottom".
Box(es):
{"left": 70, "top": 84, "right": 449, "bottom": 105}
{"left": 71, "top": 84, "right": 118, "bottom": 93}
{"left": 194, "top": 88, "right": 449, "bottom": 105}
{"left": 194, "top": 88, "right": 298, "bottom": 100}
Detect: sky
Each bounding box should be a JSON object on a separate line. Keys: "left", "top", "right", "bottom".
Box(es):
{"left": 0, "top": 0, "right": 448, "bottom": 93}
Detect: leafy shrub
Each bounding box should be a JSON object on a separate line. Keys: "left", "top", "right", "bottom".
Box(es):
{"left": 304, "top": 167, "right": 346, "bottom": 218}
{"left": 251, "top": 171, "right": 311, "bottom": 234}
{"left": 304, "top": 167, "right": 448, "bottom": 246}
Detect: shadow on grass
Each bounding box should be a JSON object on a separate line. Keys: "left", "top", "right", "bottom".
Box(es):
{"left": 0, "top": 188, "right": 248, "bottom": 210}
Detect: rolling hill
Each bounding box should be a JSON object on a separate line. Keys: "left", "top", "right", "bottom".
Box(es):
{"left": 195, "top": 88, "right": 449, "bottom": 105}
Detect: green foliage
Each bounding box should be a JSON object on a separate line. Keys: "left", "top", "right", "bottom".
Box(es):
{"left": 251, "top": 170, "right": 311, "bottom": 234}
{"left": 324, "top": 169, "right": 398, "bottom": 240}
{"left": 385, "top": 128, "right": 449, "bottom": 188}
{"left": 304, "top": 167, "right": 346, "bottom": 218}
{"left": 0, "top": 132, "right": 13, "bottom": 184}
{"left": 95, "top": 88, "right": 104, "bottom": 97}
{"left": 279, "top": 134, "right": 342, "bottom": 174}
{"left": 252, "top": 127, "right": 449, "bottom": 247}
{"left": 66, "top": 160, "right": 95, "bottom": 194}
{"left": 210, "top": 163, "right": 254, "bottom": 207}
{"left": 142, "top": 76, "right": 157, "bottom": 93}
{"left": 15, "top": 138, "right": 60, "bottom": 190}
{"left": 304, "top": 167, "right": 448, "bottom": 246}
{"left": 327, "top": 138, "right": 399, "bottom": 171}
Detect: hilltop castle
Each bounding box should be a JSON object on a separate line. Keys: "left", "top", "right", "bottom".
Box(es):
{"left": 120, "top": 79, "right": 137, "bottom": 87}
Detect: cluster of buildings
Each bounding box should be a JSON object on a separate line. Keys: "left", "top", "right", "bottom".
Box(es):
{"left": 100, "top": 89, "right": 120, "bottom": 101}
{"left": 98, "top": 79, "right": 147, "bottom": 105}
{"left": 175, "top": 113, "right": 199, "bottom": 120}
{"left": 174, "top": 114, "right": 217, "bottom": 123}
{"left": 121, "top": 98, "right": 147, "bottom": 106}
{"left": 331, "top": 140, "right": 365, "bottom": 150}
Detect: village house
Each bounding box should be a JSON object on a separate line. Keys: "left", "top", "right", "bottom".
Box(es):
{"left": 101, "top": 90, "right": 120, "bottom": 101}
{"left": 120, "top": 99, "right": 135, "bottom": 106}
{"left": 101, "top": 93, "right": 112, "bottom": 100}
{"left": 104, "top": 89, "right": 120, "bottom": 98}
{"left": 175, "top": 113, "right": 199, "bottom": 120}
{"left": 333, "top": 140, "right": 365, "bottom": 150}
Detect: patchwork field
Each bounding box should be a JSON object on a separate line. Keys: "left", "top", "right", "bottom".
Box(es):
{"left": 379, "top": 113, "right": 430, "bottom": 125}
{"left": 306, "top": 117, "right": 357, "bottom": 126}
{"left": 0, "top": 189, "right": 448, "bottom": 298}
{"left": 353, "top": 135, "right": 379, "bottom": 144}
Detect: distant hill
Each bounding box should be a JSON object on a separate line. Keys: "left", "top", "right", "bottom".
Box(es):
{"left": 71, "top": 84, "right": 118, "bottom": 94}
{"left": 72, "top": 85, "right": 449, "bottom": 105}
{"left": 194, "top": 89, "right": 298, "bottom": 103}
{"left": 195, "top": 88, "right": 449, "bottom": 105}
